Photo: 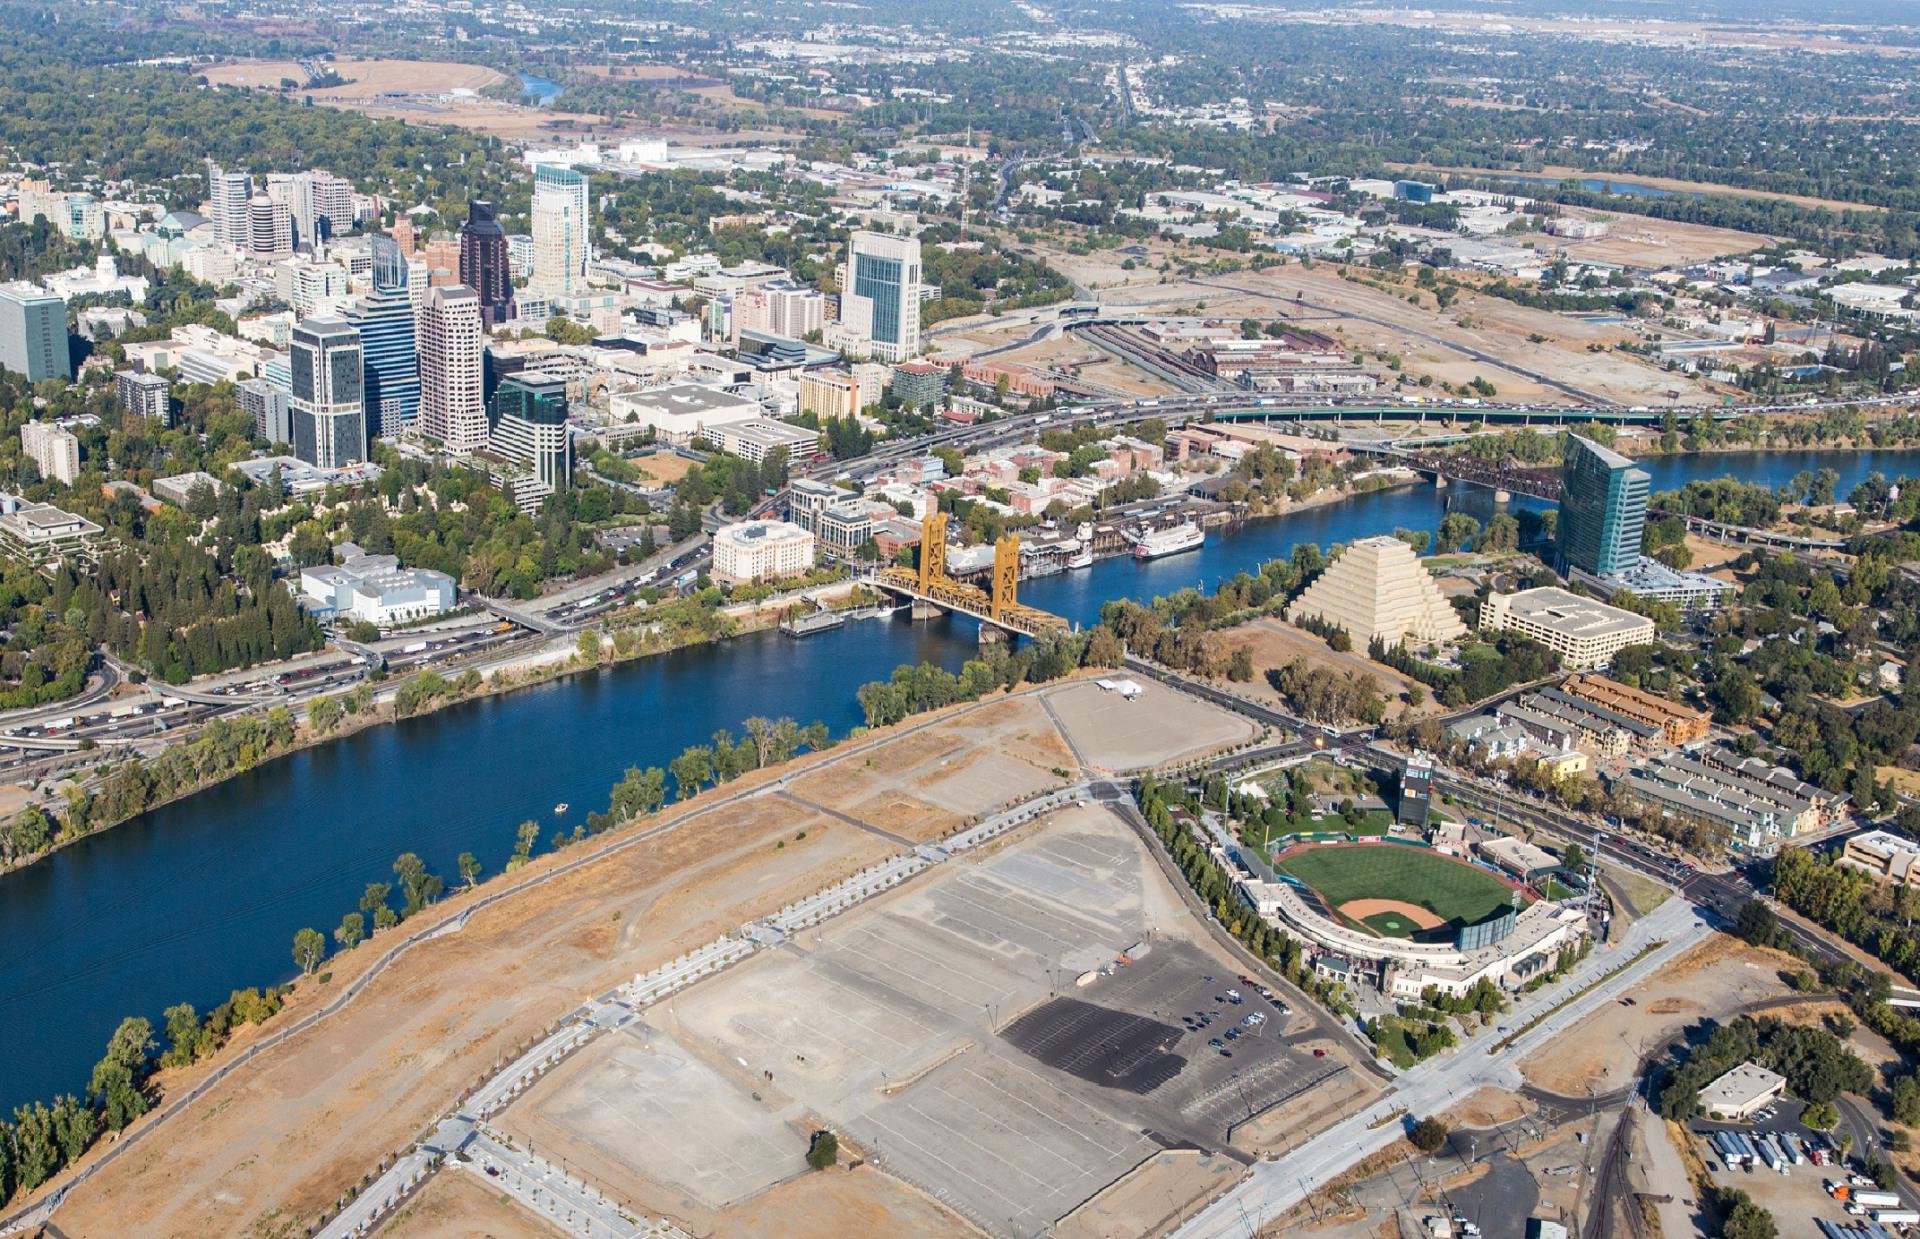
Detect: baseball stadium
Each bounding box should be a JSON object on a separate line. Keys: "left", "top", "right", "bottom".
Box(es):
{"left": 1238, "top": 841, "right": 1590, "bottom": 1000}
{"left": 1273, "top": 842, "right": 1524, "bottom": 943}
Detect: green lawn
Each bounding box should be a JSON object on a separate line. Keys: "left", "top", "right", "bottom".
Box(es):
{"left": 1275, "top": 844, "right": 1523, "bottom": 929}
{"left": 1243, "top": 808, "right": 1394, "bottom": 851}
{"left": 1362, "top": 909, "right": 1423, "bottom": 939}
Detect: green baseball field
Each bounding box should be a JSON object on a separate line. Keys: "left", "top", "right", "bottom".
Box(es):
{"left": 1275, "top": 843, "right": 1524, "bottom": 939}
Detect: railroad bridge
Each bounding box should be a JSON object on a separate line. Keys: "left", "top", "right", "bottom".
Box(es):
{"left": 876, "top": 511, "right": 1070, "bottom": 638}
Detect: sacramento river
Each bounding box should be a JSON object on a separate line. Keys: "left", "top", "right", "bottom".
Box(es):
{"left": 0, "top": 449, "right": 1905, "bottom": 1108}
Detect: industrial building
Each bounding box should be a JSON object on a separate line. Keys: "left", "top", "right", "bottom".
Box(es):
{"left": 1698, "top": 1062, "right": 1785, "bottom": 1121}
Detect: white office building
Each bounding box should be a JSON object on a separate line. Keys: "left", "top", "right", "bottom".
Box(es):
{"left": 1480, "top": 587, "right": 1655, "bottom": 670}
{"left": 827, "top": 231, "right": 922, "bottom": 363}
{"left": 606, "top": 383, "right": 763, "bottom": 446}
{"left": 529, "top": 164, "right": 590, "bottom": 296}
{"left": 712, "top": 519, "right": 815, "bottom": 586}
{"left": 206, "top": 163, "right": 251, "bottom": 251}
{"left": 300, "top": 550, "right": 456, "bottom": 626}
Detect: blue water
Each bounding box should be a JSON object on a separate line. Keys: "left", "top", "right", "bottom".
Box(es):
{"left": 0, "top": 448, "right": 1909, "bottom": 1109}
{"left": 1490, "top": 173, "right": 1699, "bottom": 201}
{"left": 518, "top": 72, "right": 561, "bottom": 106}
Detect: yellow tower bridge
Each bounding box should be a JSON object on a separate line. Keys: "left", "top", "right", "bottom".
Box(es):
{"left": 876, "top": 511, "right": 1070, "bottom": 637}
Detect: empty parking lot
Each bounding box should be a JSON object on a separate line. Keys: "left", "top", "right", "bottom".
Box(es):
{"left": 503, "top": 803, "right": 1344, "bottom": 1236}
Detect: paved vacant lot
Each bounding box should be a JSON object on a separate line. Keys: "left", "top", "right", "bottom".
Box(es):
{"left": 509, "top": 803, "right": 1342, "bottom": 1236}
{"left": 1044, "top": 679, "right": 1258, "bottom": 772}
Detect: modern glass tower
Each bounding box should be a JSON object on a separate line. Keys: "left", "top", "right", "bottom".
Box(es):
{"left": 488, "top": 374, "right": 572, "bottom": 494}
{"left": 459, "top": 200, "right": 516, "bottom": 329}
{"left": 831, "top": 231, "right": 921, "bottom": 362}
{"left": 346, "top": 237, "right": 419, "bottom": 438}
{"left": 529, "top": 165, "right": 589, "bottom": 296}
{"left": 290, "top": 316, "right": 366, "bottom": 468}
{"left": 1557, "top": 434, "right": 1649, "bottom": 577}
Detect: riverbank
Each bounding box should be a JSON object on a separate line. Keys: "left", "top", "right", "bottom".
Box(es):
{"left": 0, "top": 579, "right": 882, "bottom": 881}
{"left": 0, "top": 442, "right": 1904, "bottom": 1117}
{"left": 8, "top": 675, "right": 1255, "bottom": 1235}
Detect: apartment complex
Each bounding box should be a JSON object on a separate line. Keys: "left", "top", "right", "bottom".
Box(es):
{"left": 1625, "top": 747, "right": 1837, "bottom": 854}
{"left": 1480, "top": 587, "right": 1654, "bottom": 670}
{"left": 1560, "top": 674, "right": 1711, "bottom": 747}
{"left": 20, "top": 421, "right": 80, "bottom": 485}
{"left": 237, "top": 377, "right": 291, "bottom": 445}
{"left": 115, "top": 370, "right": 173, "bottom": 424}
{"left": 1285, "top": 535, "right": 1467, "bottom": 650}
{"left": 712, "top": 518, "right": 815, "bottom": 586}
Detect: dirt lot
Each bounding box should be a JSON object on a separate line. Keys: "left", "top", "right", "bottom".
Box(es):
{"left": 1043, "top": 678, "right": 1260, "bottom": 770}
{"left": 1543, "top": 211, "right": 1766, "bottom": 270}
{"left": 1520, "top": 934, "right": 1796, "bottom": 1095}
{"left": 500, "top": 801, "right": 1351, "bottom": 1237}
{"left": 1182, "top": 263, "right": 1717, "bottom": 406}
{"left": 632, "top": 452, "right": 697, "bottom": 485}
{"left": 203, "top": 57, "right": 609, "bottom": 140}
{"left": 50, "top": 682, "right": 1198, "bottom": 1237}
{"left": 381, "top": 1167, "right": 565, "bottom": 1239}
{"left": 204, "top": 57, "right": 506, "bottom": 97}
{"left": 1216, "top": 618, "right": 1434, "bottom": 718}
{"left": 1445, "top": 1087, "right": 1536, "bottom": 1130}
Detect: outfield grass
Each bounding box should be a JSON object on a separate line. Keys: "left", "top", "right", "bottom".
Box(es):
{"left": 1275, "top": 844, "right": 1522, "bottom": 929}
{"left": 1244, "top": 808, "right": 1394, "bottom": 851}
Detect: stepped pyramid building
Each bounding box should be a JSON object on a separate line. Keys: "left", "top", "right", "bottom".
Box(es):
{"left": 1286, "top": 536, "right": 1468, "bottom": 650}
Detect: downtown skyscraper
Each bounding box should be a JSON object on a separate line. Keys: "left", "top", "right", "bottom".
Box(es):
{"left": 417, "top": 285, "right": 487, "bottom": 454}
{"left": 290, "top": 317, "right": 366, "bottom": 468}
{"left": 346, "top": 237, "right": 420, "bottom": 438}
{"left": 529, "top": 164, "right": 589, "bottom": 296}
{"left": 458, "top": 200, "right": 517, "bottom": 329}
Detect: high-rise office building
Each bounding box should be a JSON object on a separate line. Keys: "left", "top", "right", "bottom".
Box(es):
{"left": 488, "top": 374, "right": 572, "bottom": 499}
{"left": 247, "top": 193, "right": 294, "bottom": 260}
{"left": 529, "top": 165, "right": 589, "bottom": 296}
{"left": 0, "top": 283, "right": 70, "bottom": 382}
{"left": 417, "top": 286, "right": 487, "bottom": 453}
{"left": 828, "top": 231, "right": 922, "bottom": 362}
{"left": 206, "top": 162, "right": 252, "bottom": 251}
{"left": 238, "top": 376, "right": 292, "bottom": 445}
{"left": 290, "top": 170, "right": 354, "bottom": 248}
{"left": 459, "top": 201, "right": 517, "bottom": 329}
{"left": 1558, "top": 434, "right": 1649, "bottom": 578}
{"left": 289, "top": 316, "right": 366, "bottom": 468}
{"left": 346, "top": 238, "right": 420, "bottom": 438}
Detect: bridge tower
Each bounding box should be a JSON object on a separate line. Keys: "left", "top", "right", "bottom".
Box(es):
{"left": 990, "top": 535, "right": 1020, "bottom": 622}
{"left": 919, "top": 509, "right": 949, "bottom": 592}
